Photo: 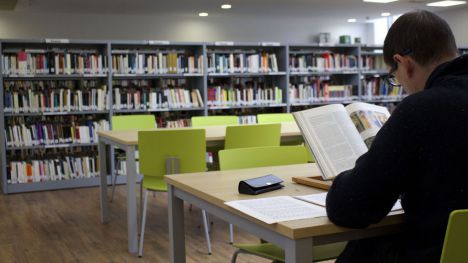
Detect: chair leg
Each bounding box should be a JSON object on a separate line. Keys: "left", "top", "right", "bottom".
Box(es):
{"left": 138, "top": 189, "right": 149, "bottom": 257}
{"left": 202, "top": 209, "right": 212, "bottom": 255}
{"left": 229, "top": 224, "right": 234, "bottom": 244}
{"left": 230, "top": 249, "right": 242, "bottom": 263}
{"left": 110, "top": 172, "right": 118, "bottom": 202}
{"left": 139, "top": 182, "right": 143, "bottom": 233}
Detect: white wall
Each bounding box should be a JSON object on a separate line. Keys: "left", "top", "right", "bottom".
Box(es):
{"left": 439, "top": 8, "right": 468, "bottom": 46}
{"left": 0, "top": 11, "right": 368, "bottom": 44}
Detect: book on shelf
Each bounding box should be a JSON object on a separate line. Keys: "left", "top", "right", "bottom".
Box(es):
{"left": 4, "top": 81, "right": 109, "bottom": 113}
{"left": 2, "top": 50, "right": 106, "bottom": 76}
{"left": 293, "top": 102, "right": 390, "bottom": 180}
{"left": 238, "top": 115, "right": 257, "bottom": 124}
{"left": 289, "top": 52, "right": 358, "bottom": 73}
{"left": 207, "top": 85, "right": 283, "bottom": 107}
{"left": 360, "top": 55, "right": 385, "bottom": 71}
{"left": 289, "top": 79, "right": 356, "bottom": 104}
{"left": 5, "top": 118, "right": 109, "bottom": 147}
{"left": 115, "top": 159, "right": 140, "bottom": 176}
{"left": 361, "top": 77, "right": 405, "bottom": 100}
{"left": 8, "top": 154, "right": 99, "bottom": 184}
{"left": 111, "top": 52, "right": 203, "bottom": 75}
{"left": 207, "top": 52, "right": 278, "bottom": 74}
{"left": 112, "top": 87, "right": 204, "bottom": 110}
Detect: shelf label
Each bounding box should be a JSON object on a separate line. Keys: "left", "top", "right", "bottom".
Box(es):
{"left": 214, "top": 41, "right": 234, "bottom": 46}
{"left": 260, "top": 42, "right": 280, "bottom": 47}
{"left": 148, "top": 40, "right": 170, "bottom": 45}
{"left": 45, "top": 38, "right": 70, "bottom": 44}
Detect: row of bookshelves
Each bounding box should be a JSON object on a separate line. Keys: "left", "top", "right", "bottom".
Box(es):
{"left": 2, "top": 78, "right": 404, "bottom": 113}
{"left": 1, "top": 39, "right": 440, "bottom": 193}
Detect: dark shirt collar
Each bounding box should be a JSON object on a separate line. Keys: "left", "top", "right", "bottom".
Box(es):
{"left": 425, "top": 54, "right": 468, "bottom": 90}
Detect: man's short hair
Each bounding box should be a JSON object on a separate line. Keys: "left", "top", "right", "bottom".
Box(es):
{"left": 383, "top": 10, "right": 458, "bottom": 66}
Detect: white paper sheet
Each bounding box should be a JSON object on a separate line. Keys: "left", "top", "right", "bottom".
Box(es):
{"left": 225, "top": 196, "right": 327, "bottom": 224}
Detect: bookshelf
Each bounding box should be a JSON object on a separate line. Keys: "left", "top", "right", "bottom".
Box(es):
{"left": 109, "top": 41, "right": 206, "bottom": 129}
{"left": 288, "top": 44, "right": 360, "bottom": 111}
{"left": 0, "top": 39, "right": 115, "bottom": 193}
{"left": 359, "top": 45, "right": 405, "bottom": 104}
{"left": 0, "top": 39, "right": 410, "bottom": 194}
{"left": 459, "top": 46, "right": 468, "bottom": 55}
{"left": 205, "top": 42, "right": 288, "bottom": 122}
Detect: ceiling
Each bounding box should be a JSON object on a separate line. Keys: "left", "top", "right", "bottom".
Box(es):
{"left": 10, "top": 0, "right": 468, "bottom": 21}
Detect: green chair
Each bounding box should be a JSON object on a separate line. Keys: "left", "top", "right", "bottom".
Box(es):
{"left": 225, "top": 123, "right": 281, "bottom": 149}
{"left": 223, "top": 123, "right": 282, "bottom": 243}
{"left": 257, "top": 113, "right": 314, "bottom": 162}
{"left": 218, "top": 145, "right": 345, "bottom": 263}
{"left": 257, "top": 113, "right": 295, "bottom": 124}
{"left": 231, "top": 242, "right": 347, "bottom": 263}
{"left": 192, "top": 115, "right": 239, "bottom": 170}
{"left": 219, "top": 145, "right": 308, "bottom": 170}
{"left": 192, "top": 115, "right": 239, "bottom": 127}
{"left": 440, "top": 209, "right": 468, "bottom": 263}
{"left": 138, "top": 129, "right": 212, "bottom": 256}
{"left": 110, "top": 114, "right": 156, "bottom": 201}
{"left": 112, "top": 114, "right": 156, "bottom": 131}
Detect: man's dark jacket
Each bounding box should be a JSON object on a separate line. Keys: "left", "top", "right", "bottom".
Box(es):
{"left": 326, "top": 54, "right": 468, "bottom": 262}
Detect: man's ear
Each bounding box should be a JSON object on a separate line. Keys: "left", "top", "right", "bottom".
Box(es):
{"left": 393, "top": 54, "right": 414, "bottom": 77}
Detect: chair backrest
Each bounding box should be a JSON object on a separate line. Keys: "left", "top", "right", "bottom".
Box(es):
{"left": 192, "top": 116, "right": 238, "bottom": 127}
{"left": 224, "top": 123, "right": 281, "bottom": 149}
{"left": 257, "top": 113, "right": 295, "bottom": 124}
{"left": 138, "top": 129, "right": 206, "bottom": 179}
{"left": 219, "top": 145, "right": 308, "bottom": 170}
{"left": 112, "top": 114, "right": 156, "bottom": 131}
{"left": 440, "top": 209, "right": 468, "bottom": 263}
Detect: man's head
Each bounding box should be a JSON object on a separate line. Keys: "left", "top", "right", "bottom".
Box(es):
{"left": 384, "top": 10, "right": 458, "bottom": 94}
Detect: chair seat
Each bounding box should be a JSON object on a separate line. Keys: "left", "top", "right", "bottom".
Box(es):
{"left": 233, "top": 241, "right": 347, "bottom": 262}
{"left": 142, "top": 176, "right": 167, "bottom": 192}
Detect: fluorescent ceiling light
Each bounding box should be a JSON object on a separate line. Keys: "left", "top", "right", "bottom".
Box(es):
{"left": 381, "top": 12, "right": 391, "bottom": 16}
{"left": 221, "top": 4, "right": 232, "bottom": 9}
{"left": 363, "top": 0, "right": 399, "bottom": 3}
{"left": 199, "top": 12, "right": 208, "bottom": 17}
{"left": 348, "top": 18, "right": 357, "bottom": 23}
{"left": 427, "top": 1, "right": 466, "bottom": 6}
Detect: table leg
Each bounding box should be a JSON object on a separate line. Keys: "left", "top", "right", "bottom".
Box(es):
{"left": 284, "top": 238, "right": 314, "bottom": 263}
{"left": 99, "top": 140, "right": 109, "bottom": 223}
{"left": 168, "top": 185, "right": 186, "bottom": 263}
{"left": 126, "top": 145, "right": 138, "bottom": 254}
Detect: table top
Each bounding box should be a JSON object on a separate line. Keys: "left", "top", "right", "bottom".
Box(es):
{"left": 97, "top": 122, "right": 302, "bottom": 146}
{"left": 165, "top": 163, "right": 405, "bottom": 240}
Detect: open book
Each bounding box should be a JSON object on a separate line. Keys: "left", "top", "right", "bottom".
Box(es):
{"left": 293, "top": 102, "right": 390, "bottom": 180}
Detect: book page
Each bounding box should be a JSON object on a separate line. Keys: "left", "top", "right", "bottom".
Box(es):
{"left": 295, "top": 192, "right": 403, "bottom": 212}
{"left": 294, "top": 104, "right": 368, "bottom": 180}
{"left": 225, "top": 196, "right": 327, "bottom": 224}
{"left": 345, "top": 102, "right": 390, "bottom": 148}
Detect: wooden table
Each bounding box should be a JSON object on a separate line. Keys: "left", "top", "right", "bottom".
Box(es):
{"left": 97, "top": 122, "right": 302, "bottom": 254}
{"left": 165, "top": 163, "right": 404, "bottom": 263}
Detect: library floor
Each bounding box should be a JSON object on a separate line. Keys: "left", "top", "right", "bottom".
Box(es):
{"left": 0, "top": 185, "right": 337, "bottom": 263}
